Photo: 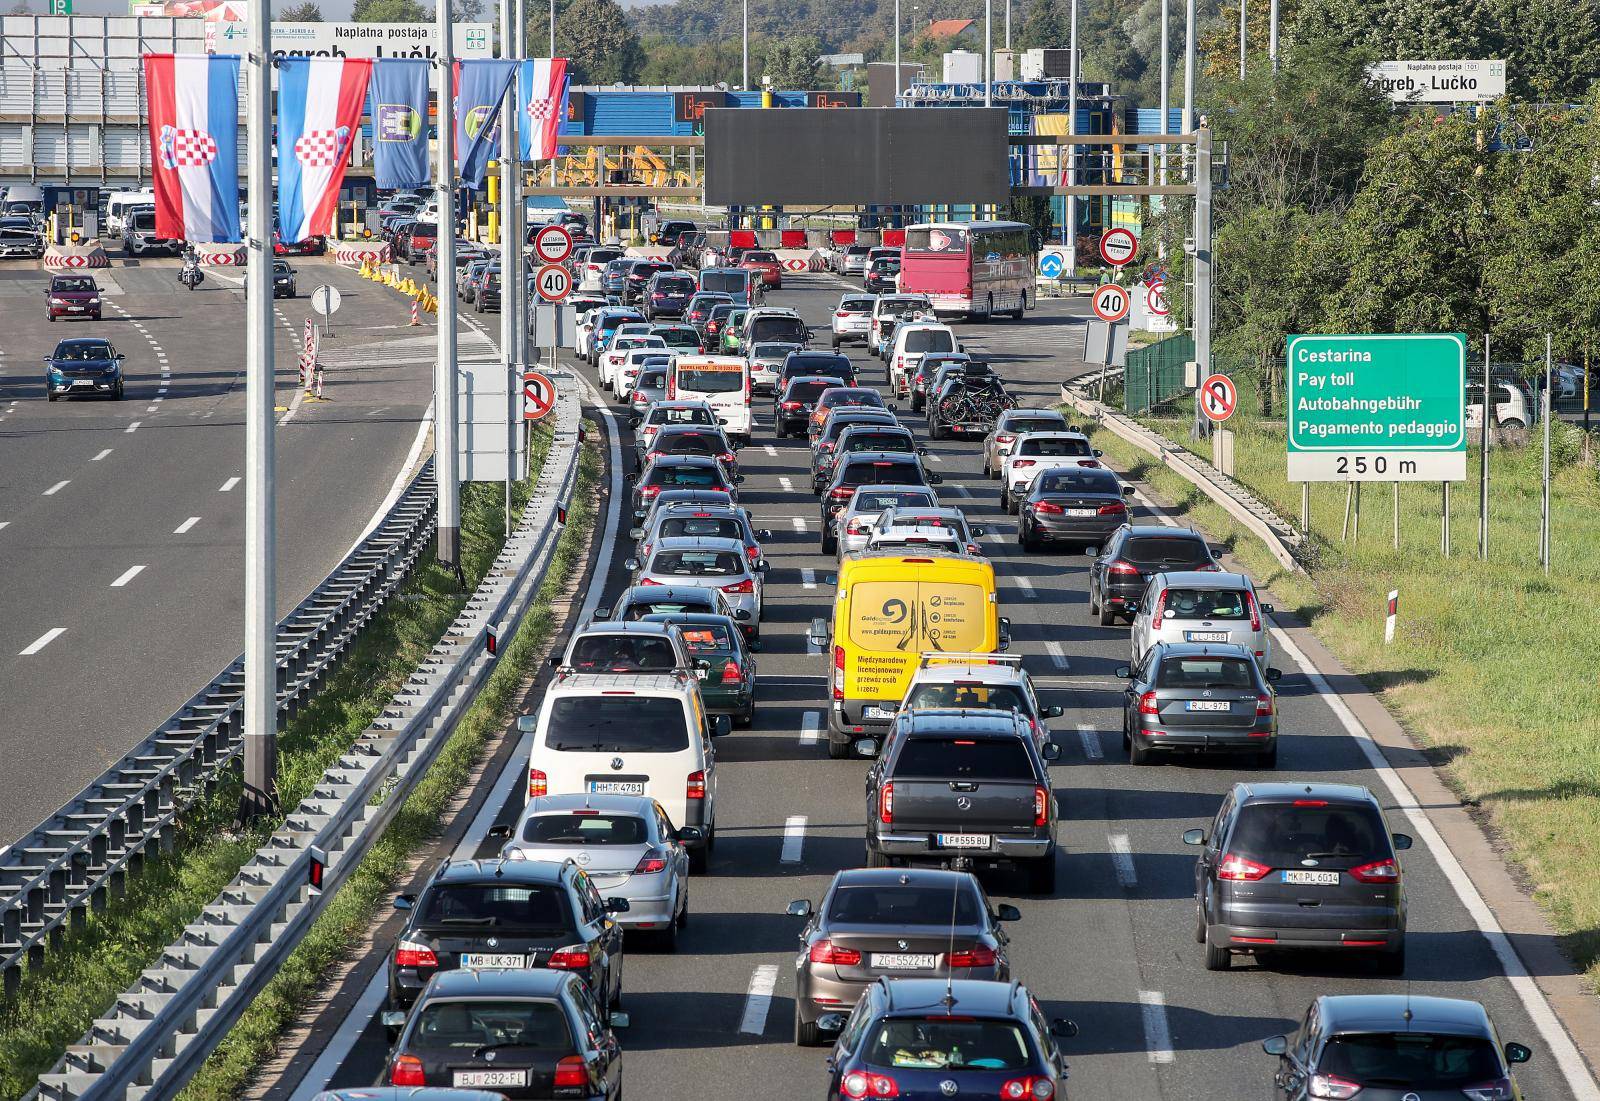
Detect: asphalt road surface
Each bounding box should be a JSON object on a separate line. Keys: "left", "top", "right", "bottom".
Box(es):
{"left": 0, "top": 257, "right": 441, "bottom": 845}
{"left": 276, "top": 273, "right": 1581, "bottom": 1100}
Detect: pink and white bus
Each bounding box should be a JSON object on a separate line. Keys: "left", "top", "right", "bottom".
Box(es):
{"left": 896, "top": 220, "right": 1036, "bottom": 320}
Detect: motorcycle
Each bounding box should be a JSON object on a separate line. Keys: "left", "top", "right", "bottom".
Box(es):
{"left": 179, "top": 260, "right": 204, "bottom": 290}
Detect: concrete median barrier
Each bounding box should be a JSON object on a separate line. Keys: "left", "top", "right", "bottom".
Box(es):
{"left": 334, "top": 241, "right": 392, "bottom": 266}
{"left": 43, "top": 242, "right": 110, "bottom": 269}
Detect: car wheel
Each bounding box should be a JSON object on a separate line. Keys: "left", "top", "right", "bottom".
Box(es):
{"left": 796, "top": 1012, "right": 825, "bottom": 1047}
{"left": 864, "top": 843, "right": 888, "bottom": 867}
{"left": 657, "top": 916, "right": 679, "bottom": 952}
{"left": 1256, "top": 743, "right": 1278, "bottom": 769}
{"left": 830, "top": 337, "right": 839, "bottom": 350}
{"left": 47, "top": 391, "right": 57, "bottom": 402}
{"left": 1098, "top": 596, "right": 1117, "bottom": 627}
{"left": 1129, "top": 738, "right": 1152, "bottom": 766}
{"left": 1376, "top": 941, "right": 1405, "bottom": 976}
{"left": 1194, "top": 903, "right": 1207, "bottom": 944}
{"left": 1121, "top": 716, "right": 1131, "bottom": 751}
{"left": 1203, "top": 936, "right": 1232, "bottom": 971}
{"left": 1089, "top": 586, "right": 1102, "bottom": 617}
{"left": 820, "top": 530, "right": 837, "bottom": 555}
{"left": 737, "top": 700, "right": 755, "bottom": 728}
{"left": 1026, "top": 855, "right": 1057, "bottom": 895}
{"left": 113, "top": 381, "right": 124, "bottom": 400}
{"left": 827, "top": 734, "right": 851, "bottom": 760}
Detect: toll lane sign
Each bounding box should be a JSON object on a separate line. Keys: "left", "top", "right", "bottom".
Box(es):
{"left": 1286, "top": 333, "right": 1467, "bottom": 482}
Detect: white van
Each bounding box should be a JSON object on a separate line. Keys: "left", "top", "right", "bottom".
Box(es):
{"left": 105, "top": 190, "right": 156, "bottom": 239}
{"left": 521, "top": 670, "right": 725, "bottom": 871}
{"left": 889, "top": 322, "right": 959, "bottom": 397}
{"left": 668, "top": 354, "right": 752, "bottom": 444}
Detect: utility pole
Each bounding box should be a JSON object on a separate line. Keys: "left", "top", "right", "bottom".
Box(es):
{"left": 1268, "top": 0, "right": 1278, "bottom": 70}
{"left": 436, "top": 0, "right": 461, "bottom": 567}
{"left": 1065, "top": 0, "right": 1078, "bottom": 274}
{"left": 1478, "top": 334, "right": 1490, "bottom": 559}
{"left": 894, "top": 0, "right": 900, "bottom": 104}
{"left": 1238, "top": 0, "right": 1246, "bottom": 79}
{"left": 548, "top": 0, "right": 554, "bottom": 55}
{"left": 1541, "top": 334, "right": 1551, "bottom": 572}
{"left": 742, "top": 0, "right": 749, "bottom": 90}
{"left": 1192, "top": 127, "right": 1213, "bottom": 441}
{"left": 1158, "top": 0, "right": 1169, "bottom": 185}
{"left": 240, "top": 0, "right": 276, "bottom": 822}
{"left": 1004, "top": 0, "right": 1010, "bottom": 49}
{"left": 983, "top": 0, "right": 992, "bottom": 107}
{"left": 1183, "top": 0, "right": 1195, "bottom": 177}
{"left": 501, "top": 0, "right": 523, "bottom": 535}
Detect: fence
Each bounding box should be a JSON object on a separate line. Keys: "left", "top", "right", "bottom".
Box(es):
{"left": 1123, "top": 331, "right": 1192, "bottom": 415}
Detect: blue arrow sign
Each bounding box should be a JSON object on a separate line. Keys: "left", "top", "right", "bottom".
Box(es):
{"left": 1038, "top": 252, "right": 1064, "bottom": 278}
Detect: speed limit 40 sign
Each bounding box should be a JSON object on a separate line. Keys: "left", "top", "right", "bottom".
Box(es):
{"left": 1091, "top": 283, "right": 1131, "bottom": 323}
{"left": 535, "top": 264, "right": 572, "bottom": 303}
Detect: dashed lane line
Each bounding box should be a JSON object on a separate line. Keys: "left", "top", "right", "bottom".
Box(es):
{"left": 19, "top": 628, "right": 66, "bottom": 656}
{"left": 1108, "top": 833, "right": 1137, "bottom": 887}
{"left": 1045, "top": 639, "right": 1070, "bottom": 670}
{"left": 781, "top": 816, "right": 806, "bottom": 864}
{"left": 1077, "top": 723, "right": 1103, "bottom": 761}
{"left": 42, "top": 480, "right": 70, "bottom": 496}
{"left": 219, "top": 477, "right": 240, "bottom": 492}
{"left": 800, "top": 710, "right": 820, "bottom": 745}
{"left": 91, "top": 448, "right": 112, "bottom": 462}
{"left": 125, "top": 421, "right": 141, "bottom": 434}
{"left": 1138, "top": 991, "right": 1175, "bottom": 1064}
{"left": 738, "top": 964, "right": 780, "bottom": 1035}
{"left": 173, "top": 516, "right": 200, "bottom": 534}
{"left": 801, "top": 568, "right": 818, "bottom": 590}
{"left": 109, "top": 565, "right": 147, "bottom": 588}
{"left": 791, "top": 516, "right": 807, "bottom": 532}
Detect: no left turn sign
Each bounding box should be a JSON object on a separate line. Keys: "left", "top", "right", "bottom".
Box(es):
{"left": 1099, "top": 228, "right": 1138, "bottom": 268}
{"left": 533, "top": 223, "right": 573, "bottom": 265}
{"left": 1200, "top": 372, "right": 1237, "bottom": 423}
{"left": 1092, "top": 283, "right": 1131, "bottom": 323}
{"left": 1146, "top": 281, "right": 1170, "bottom": 317}
{"left": 536, "top": 264, "right": 572, "bottom": 303}
{"left": 524, "top": 370, "right": 555, "bottom": 421}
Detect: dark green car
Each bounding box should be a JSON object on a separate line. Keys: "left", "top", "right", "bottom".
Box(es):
{"left": 642, "top": 612, "right": 756, "bottom": 726}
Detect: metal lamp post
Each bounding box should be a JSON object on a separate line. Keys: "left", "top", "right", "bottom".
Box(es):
{"left": 436, "top": 0, "right": 461, "bottom": 567}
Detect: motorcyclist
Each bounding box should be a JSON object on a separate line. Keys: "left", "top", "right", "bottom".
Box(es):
{"left": 179, "top": 245, "right": 203, "bottom": 289}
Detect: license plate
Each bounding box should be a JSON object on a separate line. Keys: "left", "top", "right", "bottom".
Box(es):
{"left": 460, "top": 952, "right": 526, "bottom": 969}
{"left": 68, "top": 306, "right": 83, "bottom": 312}
{"left": 695, "top": 668, "right": 708, "bottom": 680}
{"left": 937, "top": 833, "right": 992, "bottom": 849}
{"left": 1186, "top": 701, "right": 1231, "bottom": 712}
{"left": 863, "top": 706, "right": 896, "bottom": 720}
{"left": 1066, "top": 508, "right": 1096, "bottom": 517}
{"left": 1186, "top": 631, "right": 1230, "bottom": 642}
{"left": 1281, "top": 869, "right": 1340, "bottom": 886}
{"left": 589, "top": 780, "right": 645, "bottom": 795}
{"left": 453, "top": 1070, "right": 529, "bottom": 1088}
{"left": 871, "top": 952, "right": 937, "bottom": 970}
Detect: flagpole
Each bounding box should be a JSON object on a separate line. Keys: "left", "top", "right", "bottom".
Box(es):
{"left": 240, "top": 0, "right": 277, "bottom": 820}
{"left": 500, "top": 0, "right": 524, "bottom": 533}
{"left": 437, "top": 0, "right": 462, "bottom": 566}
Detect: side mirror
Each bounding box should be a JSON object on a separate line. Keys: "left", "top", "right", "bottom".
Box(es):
{"left": 1041, "top": 742, "right": 1061, "bottom": 762}
{"left": 854, "top": 737, "right": 880, "bottom": 758}
{"left": 731, "top": 608, "right": 751, "bottom": 621}
{"left": 1044, "top": 705, "right": 1065, "bottom": 718}
{"left": 1262, "top": 603, "right": 1275, "bottom": 613}
{"left": 624, "top": 472, "right": 637, "bottom": 483}
{"left": 1504, "top": 1042, "right": 1533, "bottom": 1065}
{"left": 605, "top": 896, "right": 631, "bottom": 913}
{"left": 712, "top": 714, "right": 732, "bottom": 737}
{"left": 928, "top": 472, "right": 944, "bottom": 484}
{"left": 1049, "top": 1019, "right": 1079, "bottom": 1039}
{"left": 1262, "top": 1035, "right": 1288, "bottom": 1057}
{"left": 609, "top": 1010, "right": 631, "bottom": 1029}
{"left": 786, "top": 899, "right": 813, "bottom": 918}
{"left": 757, "top": 529, "right": 774, "bottom": 539}
{"left": 1265, "top": 667, "right": 1283, "bottom": 682}
{"left": 1115, "top": 666, "right": 1132, "bottom": 679}
{"left": 624, "top": 558, "right": 639, "bottom": 571}
{"left": 1392, "top": 832, "right": 1413, "bottom": 851}
{"left": 997, "top": 616, "right": 1011, "bottom": 652}
{"left": 628, "top": 527, "right": 644, "bottom": 539}
{"left": 758, "top": 560, "right": 771, "bottom": 573}
{"left": 627, "top": 415, "right": 642, "bottom": 428}
{"left": 1125, "top": 602, "right": 1140, "bottom": 615}
{"left": 734, "top": 474, "right": 746, "bottom": 483}
{"left": 1122, "top": 484, "right": 1134, "bottom": 496}
{"left": 676, "top": 826, "right": 704, "bottom": 843}
{"left": 548, "top": 654, "right": 561, "bottom": 669}
{"left": 995, "top": 904, "right": 1022, "bottom": 922}
{"left": 380, "top": 1010, "right": 409, "bottom": 1030}
{"left": 394, "top": 893, "right": 416, "bottom": 910}
{"left": 116, "top": 353, "right": 127, "bottom": 361}
{"left": 807, "top": 618, "right": 830, "bottom": 648}
{"left": 816, "top": 1013, "right": 847, "bottom": 1035}
{"left": 1085, "top": 545, "right": 1100, "bottom": 556}
{"left": 1181, "top": 828, "right": 1207, "bottom": 846}
{"left": 971, "top": 526, "right": 987, "bottom": 538}
{"left": 1093, "top": 449, "right": 1104, "bottom": 457}
{"left": 486, "top": 824, "right": 513, "bottom": 841}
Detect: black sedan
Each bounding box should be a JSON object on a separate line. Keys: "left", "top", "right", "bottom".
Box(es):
{"left": 1017, "top": 466, "right": 1132, "bottom": 551}
{"left": 773, "top": 376, "right": 838, "bottom": 439}
{"left": 1117, "top": 641, "right": 1281, "bottom": 766}
{"left": 1088, "top": 525, "right": 1219, "bottom": 625}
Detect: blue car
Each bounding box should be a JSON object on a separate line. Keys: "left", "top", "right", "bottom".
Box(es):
{"left": 820, "top": 979, "right": 1076, "bottom": 1101}
{"left": 45, "top": 337, "right": 124, "bottom": 401}
{"left": 588, "top": 307, "right": 645, "bottom": 366}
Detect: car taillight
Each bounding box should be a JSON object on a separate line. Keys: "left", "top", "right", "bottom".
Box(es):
{"left": 847, "top": 517, "right": 869, "bottom": 534}
{"left": 820, "top": 441, "right": 835, "bottom": 453}
{"left": 687, "top": 770, "right": 707, "bottom": 800}
{"left": 1305, "top": 1073, "right": 1363, "bottom": 1099}
{"left": 946, "top": 944, "right": 997, "bottom": 968}
{"left": 1033, "top": 501, "right": 1064, "bottom": 515}
{"left": 808, "top": 939, "right": 863, "bottom": 965}
{"left": 1108, "top": 560, "right": 1141, "bottom": 577}
{"left": 1098, "top": 502, "right": 1128, "bottom": 515}
{"left": 1012, "top": 459, "right": 1036, "bottom": 468}
{"left": 547, "top": 945, "right": 592, "bottom": 970}
{"left": 1138, "top": 691, "right": 1160, "bottom": 715}
{"left": 722, "top": 578, "right": 754, "bottom": 594}
{"left": 1348, "top": 858, "right": 1399, "bottom": 883}
{"left": 389, "top": 1054, "right": 426, "bottom": 1087}
{"left": 638, "top": 577, "right": 663, "bottom": 586}
{"left": 831, "top": 486, "right": 855, "bottom": 499}
{"left": 996, "top": 433, "right": 1016, "bottom": 445}
{"left": 1459, "top": 1079, "right": 1515, "bottom": 1101}
{"left": 835, "top": 310, "right": 849, "bottom": 317}
{"left": 553, "top": 1055, "right": 589, "bottom": 1089}
{"left": 632, "top": 848, "right": 669, "bottom": 874}
{"left": 1000, "top": 1076, "right": 1055, "bottom": 1100}
{"left": 1195, "top": 561, "right": 1222, "bottom": 572}
{"left": 833, "top": 644, "right": 845, "bottom": 700}
{"left": 1256, "top": 694, "right": 1274, "bottom": 716}
{"left": 718, "top": 451, "right": 736, "bottom": 464}
{"left": 1077, "top": 459, "right": 1101, "bottom": 467}
{"left": 1247, "top": 591, "right": 1261, "bottom": 631}
{"left": 745, "top": 544, "right": 761, "bottom": 565}
{"left": 720, "top": 659, "right": 743, "bottom": 684}
{"left": 527, "top": 768, "right": 547, "bottom": 798}
{"left": 639, "top": 484, "right": 662, "bottom": 499}
{"left": 1149, "top": 589, "right": 1168, "bottom": 624}
{"left": 394, "top": 940, "right": 439, "bottom": 969}
{"left": 1217, "top": 853, "right": 1272, "bottom": 881}
{"left": 1033, "top": 785, "right": 1049, "bottom": 827}
{"left": 780, "top": 400, "right": 803, "bottom": 410}
{"left": 879, "top": 780, "right": 894, "bottom": 824}
{"left": 842, "top": 1072, "right": 900, "bottom": 1099}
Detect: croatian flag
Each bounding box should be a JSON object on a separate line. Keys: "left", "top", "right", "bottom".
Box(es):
{"left": 518, "top": 58, "right": 569, "bottom": 161}
{"left": 276, "top": 57, "right": 373, "bottom": 244}
{"left": 143, "top": 53, "right": 242, "bottom": 244}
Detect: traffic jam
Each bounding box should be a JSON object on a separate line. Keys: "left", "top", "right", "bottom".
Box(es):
{"left": 332, "top": 215, "right": 1551, "bottom": 1101}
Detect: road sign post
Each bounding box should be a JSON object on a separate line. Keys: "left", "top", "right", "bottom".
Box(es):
{"left": 311, "top": 283, "right": 342, "bottom": 337}
{"left": 1285, "top": 333, "right": 1467, "bottom": 482}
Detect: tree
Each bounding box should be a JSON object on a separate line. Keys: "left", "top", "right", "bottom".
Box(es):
{"left": 352, "top": 0, "right": 426, "bottom": 21}
{"left": 533, "top": 0, "right": 642, "bottom": 83}
{"left": 279, "top": 1, "right": 323, "bottom": 19}
{"left": 1016, "top": 0, "right": 1069, "bottom": 50}
{"left": 454, "top": 0, "right": 484, "bottom": 20}
{"left": 759, "top": 34, "right": 823, "bottom": 89}
{"left": 1490, "top": 0, "right": 1600, "bottom": 102}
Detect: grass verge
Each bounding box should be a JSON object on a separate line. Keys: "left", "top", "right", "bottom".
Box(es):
{"left": 1095, "top": 410, "right": 1600, "bottom": 983}
{"left": 0, "top": 424, "right": 568, "bottom": 1099}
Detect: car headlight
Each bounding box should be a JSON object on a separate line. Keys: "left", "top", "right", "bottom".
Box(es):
{"left": 103, "top": 364, "right": 118, "bottom": 375}
{"left": 50, "top": 298, "right": 66, "bottom": 305}
{"left": 48, "top": 366, "right": 63, "bottom": 377}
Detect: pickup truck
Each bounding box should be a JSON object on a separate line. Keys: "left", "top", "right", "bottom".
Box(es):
{"left": 864, "top": 709, "right": 1060, "bottom": 893}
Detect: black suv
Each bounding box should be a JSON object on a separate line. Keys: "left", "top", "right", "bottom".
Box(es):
{"left": 381, "top": 968, "right": 625, "bottom": 1098}
{"left": 1118, "top": 641, "right": 1282, "bottom": 767}
{"left": 386, "top": 858, "right": 628, "bottom": 1014}
{"left": 864, "top": 709, "right": 1061, "bottom": 893}
{"left": 1088, "top": 524, "right": 1218, "bottom": 625}
{"left": 819, "top": 451, "right": 940, "bottom": 552}
{"left": 1183, "top": 782, "right": 1412, "bottom": 973}
{"left": 1262, "top": 994, "right": 1532, "bottom": 1100}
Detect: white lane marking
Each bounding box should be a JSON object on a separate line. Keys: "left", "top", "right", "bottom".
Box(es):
{"left": 91, "top": 448, "right": 112, "bottom": 461}
{"left": 1138, "top": 991, "right": 1175, "bottom": 1064}
{"left": 1045, "top": 639, "right": 1070, "bottom": 670}
{"left": 781, "top": 815, "right": 806, "bottom": 864}
{"left": 19, "top": 627, "right": 66, "bottom": 656}
{"left": 763, "top": 443, "right": 778, "bottom": 457}
{"left": 1133, "top": 489, "right": 1179, "bottom": 526}
{"left": 791, "top": 516, "right": 807, "bottom": 532}
{"left": 277, "top": 385, "right": 307, "bottom": 426}
{"left": 779, "top": 475, "right": 794, "bottom": 492}
{"left": 949, "top": 483, "right": 973, "bottom": 497}
{"left": 0, "top": 521, "right": 9, "bottom": 532}
{"left": 1016, "top": 577, "right": 1036, "bottom": 597}
{"left": 218, "top": 476, "right": 240, "bottom": 492}
{"left": 125, "top": 420, "right": 141, "bottom": 433}
{"left": 41, "top": 480, "right": 70, "bottom": 496}
{"left": 738, "top": 964, "right": 780, "bottom": 1035}
{"left": 1077, "top": 723, "right": 1103, "bottom": 761}
{"left": 109, "top": 564, "right": 147, "bottom": 588}
{"left": 800, "top": 710, "right": 820, "bottom": 745}
{"left": 1268, "top": 622, "right": 1600, "bottom": 1101}
{"left": 145, "top": 405, "right": 158, "bottom": 413}
{"left": 801, "top": 568, "right": 817, "bottom": 590}
{"left": 1109, "top": 833, "right": 1137, "bottom": 887}
{"left": 927, "top": 452, "right": 943, "bottom": 462}
{"left": 173, "top": 516, "right": 200, "bottom": 534}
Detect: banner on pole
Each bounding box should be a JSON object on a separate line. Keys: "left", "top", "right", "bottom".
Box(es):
{"left": 370, "top": 58, "right": 431, "bottom": 189}
{"left": 518, "top": 58, "right": 569, "bottom": 161}
{"left": 143, "top": 53, "right": 242, "bottom": 244}
{"left": 276, "top": 57, "right": 371, "bottom": 243}
{"left": 454, "top": 58, "right": 517, "bottom": 190}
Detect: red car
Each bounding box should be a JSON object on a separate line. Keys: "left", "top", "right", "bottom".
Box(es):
{"left": 272, "top": 232, "right": 325, "bottom": 257}
{"left": 46, "top": 274, "right": 102, "bottom": 321}
{"left": 740, "top": 250, "right": 783, "bottom": 289}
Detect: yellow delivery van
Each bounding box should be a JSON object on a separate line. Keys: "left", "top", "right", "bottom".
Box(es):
{"left": 808, "top": 550, "right": 1009, "bottom": 758}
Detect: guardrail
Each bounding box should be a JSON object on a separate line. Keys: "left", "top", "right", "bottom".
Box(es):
{"left": 0, "top": 460, "right": 438, "bottom": 994}
{"left": 27, "top": 376, "right": 581, "bottom": 1101}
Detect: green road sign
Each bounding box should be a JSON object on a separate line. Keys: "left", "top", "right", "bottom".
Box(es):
{"left": 1286, "top": 333, "right": 1467, "bottom": 482}
{"left": 48, "top": 0, "right": 72, "bottom": 12}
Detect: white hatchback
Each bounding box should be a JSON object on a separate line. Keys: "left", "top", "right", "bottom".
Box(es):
{"left": 1128, "top": 570, "right": 1274, "bottom": 666}
{"left": 1000, "top": 431, "right": 1100, "bottom": 512}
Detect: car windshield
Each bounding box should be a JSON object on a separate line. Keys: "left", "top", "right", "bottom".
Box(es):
{"left": 1122, "top": 535, "right": 1212, "bottom": 567}
{"left": 655, "top": 432, "right": 723, "bottom": 457}
{"left": 660, "top": 516, "right": 743, "bottom": 541}
{"left": 894, "top": 737, "right": 1033, "bottom": 779}
{"left": 843, "top": 460, "right": 922, "bottom": 486}
{"left": 650, "top": 407, "right": 717, "bottom": 427}
{"left": 53, "top": 342, "right": 112, "bottom": 361}
{"left": 826, "top": 883, "right": 982, "bottom": 925}
{"left": 677, "top": 363, "right": 745, "bottom": 393}
{"left": 413, "top": 1000, "right": 572, "bottom": 1051}
{"left": 546, "top": 696, "right": 690, "bottom": 751}
{"left": 905, "top": 683, "right": 1027, "bottom": 712}
{"left": 1019, "top": 438, "right": 1090, "bottom": 457}
{"left": 672, "top": 622, "right": 737, "bottom": 655}
{"left": 865, "top": 1017, "right": 1031, "bottom": 1070}
{"left": 53, "top": 277, "right": 96, "bottom": 293}
{"left": 649, "top": 465, "right": 722, "bottom": 488}
{"left": 420, "top": 883, "right": 571, "bottom": 932}
{"left": 904, "top": 330, "right": 955, "bottom": 354}
{"left": 1161, "top": 587, "right": 1250, "bottom": 620}
{"left": 650, "top": 550, "right": 744, "bottom": 577}
{"left": 1316, "top": 1033, "right": 1501, "bottom": 1087}
{"left": 854, "top": 490, "right": 935, "bottom": 512}
{"left": 522, "top": 813, "right": 648, "bottom": 846}
{"left": 1229, "top": 803, "right": 1388, "bottom": 867}
{"left": 568, "top": 635, "right": 678, "bottom": 671}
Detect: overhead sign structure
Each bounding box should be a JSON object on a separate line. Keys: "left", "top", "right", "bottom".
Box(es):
{"left": 523, "top": 370, "right": 555, "bottom": 421}
{"left": 535, "top": 264, "right": 572, "bottom": 303}
{"left": 1199, "top": 372, "right": 1237, "bottom": 423}
{"left": 1091, "top": 283, "right": 1131, "bottom": 323}
{"left": 1146, "top": 281, "right": 1169, "bottom": 317}
{"left": 1099, "top": 228, "right": 1138, "bottom": 268}
{"left": 1366, "top": 60, "right": 1506, "bottom": 103}
{"left": 1286, "top": 333, "right": 1467, "bottom": 482}
{"left": 533, "top": 224, "right": 573, "bottom": 265}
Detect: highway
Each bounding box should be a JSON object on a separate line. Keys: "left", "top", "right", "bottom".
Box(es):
{"left": 267, "top": 271, "right": 1583, "bottom": 1100}
{"left": 0, "top": 258, "right": 441, "bottom": 845}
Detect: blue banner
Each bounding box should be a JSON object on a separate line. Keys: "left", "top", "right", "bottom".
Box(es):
{"left": 369, "top": 59, "right": 430, "bottom": 190}
{"left": 454, "top": 58, "right": 517, "bottom": 190}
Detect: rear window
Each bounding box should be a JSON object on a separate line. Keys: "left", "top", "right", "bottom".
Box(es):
{"left": 1317, "top": 1033, "right": 1501, "bottom": 1087}
{"left": 904, "top": 330, "right": 955, "bottom": 354}
{"left": 410, "top": 222, "right": 437, "bottom": 238}
{"left": 1038, "top": 471, "right": 1120, "bottom": 494}
{"left": 826, "top": 883, "right": 982, "bottom": 925}
{"left": 413, "top": 1000, "right": 573, "bottom": 1052}
{"left": 1229, "top": 802, "right": 1388, "bottom": 868}
{"left": 677, "top": 362, "right": 745, "bottom": 394}
{"left": 878, "top": 297, "right": 924, "bottom": 315}
{"left": 1122, "top": 535, "right": 1213, "bottom": 567}
{"left": 623, "top": 596, "right": 714, "bottom": 620}
{"left": 522, "top": 813, "right": 648, "bottom": 846}
{"left": 657, "top": 329, "right": 701, "bottom": 347}
{"left": 841, "top": 297, "right": 875, "bottom": 311}
{"left": 1007, "top": 417, "right": 1066, "bottom": 434}
{"left": 656, "top": 276, "right": 696, "bottom": 292}
{"left": 420, "top": 883, "right": 571, "bottom": 932}
{"left": 843, "top": 460, "right": 922, "bottom": 486}
{"left": 904, "top": 683, "right": 1027, "bottom": 712}
{"left": 865, "top": 1017, "right": 1031, "bottom": 1071}
{"left": 1160, "top": 587, "right": 1250, "bottom": 620}
{"left": 894, "top": 736, "right": 1033, "bottom": 779}
{"left": 788, "top": 355, "right": 853, "bottom": 379}
{"left": 750, "top": 317, "right": 808, "bottom": 343}
{"left": 637, "top": 369, "right": 668, "bottom": 389}
{"left": 674, "top": 623, "right": 736, "bottom": 653}
{"left": 655, "top": 432, "right": 721, "bottom": 456}
{"left": 787, "top": 381, "right": 834, "bottom": 404}
{"left": 546, "top": 695, "right": 690, "bottom": 751}
{"left": 854, "top": 489, "right": 936, "bottom": 512}
{"left": 822, "top": 389, "right": 884, "bottom": 408}
{"left": 745, "top": 251, "right": 776, "bottom": 262}
{"left": 660, "top": 516, "right": 742, "bottom": 541}
{"left": 649, "top": 406, "right": 717, "bottom": 426}
{"left": 647, "top": 465, "right": 722, "bottom": 488}
{"left": 649, "top": 549, "right": 744, "bottom": 577}
{"left": 700, "top": 271, "right": 748, "bottom": 294}
{"left": 568, "top": 635, "right": 678, "bottom": 672}
{"left": 1018, "top": 437, "right": 1090, "bottom": 457}
{"left": 845, "top": 433, "right": 913, "bottom": 453}
{"left": 904, "top": 227, "right": 969, "bottom": 253}
{"left": 1155, "top": 656, "right": 1257, "bottom": 688}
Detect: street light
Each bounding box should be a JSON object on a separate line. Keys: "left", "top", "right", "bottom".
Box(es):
{"left": 742, "top": 0, "right": 749, "bottom": 90}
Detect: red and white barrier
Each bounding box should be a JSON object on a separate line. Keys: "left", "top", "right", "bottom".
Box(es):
{"left": 43, "top": 244, "right": 110, "bottom": 269}
{"left": 772, "top": 248, "right": 825, "bottom": 272}
{"left": 334, "top": 242, "right": 392, "bottom": 266}
{"left": 198, "top": 245, "right": 247, "bottom": 267}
